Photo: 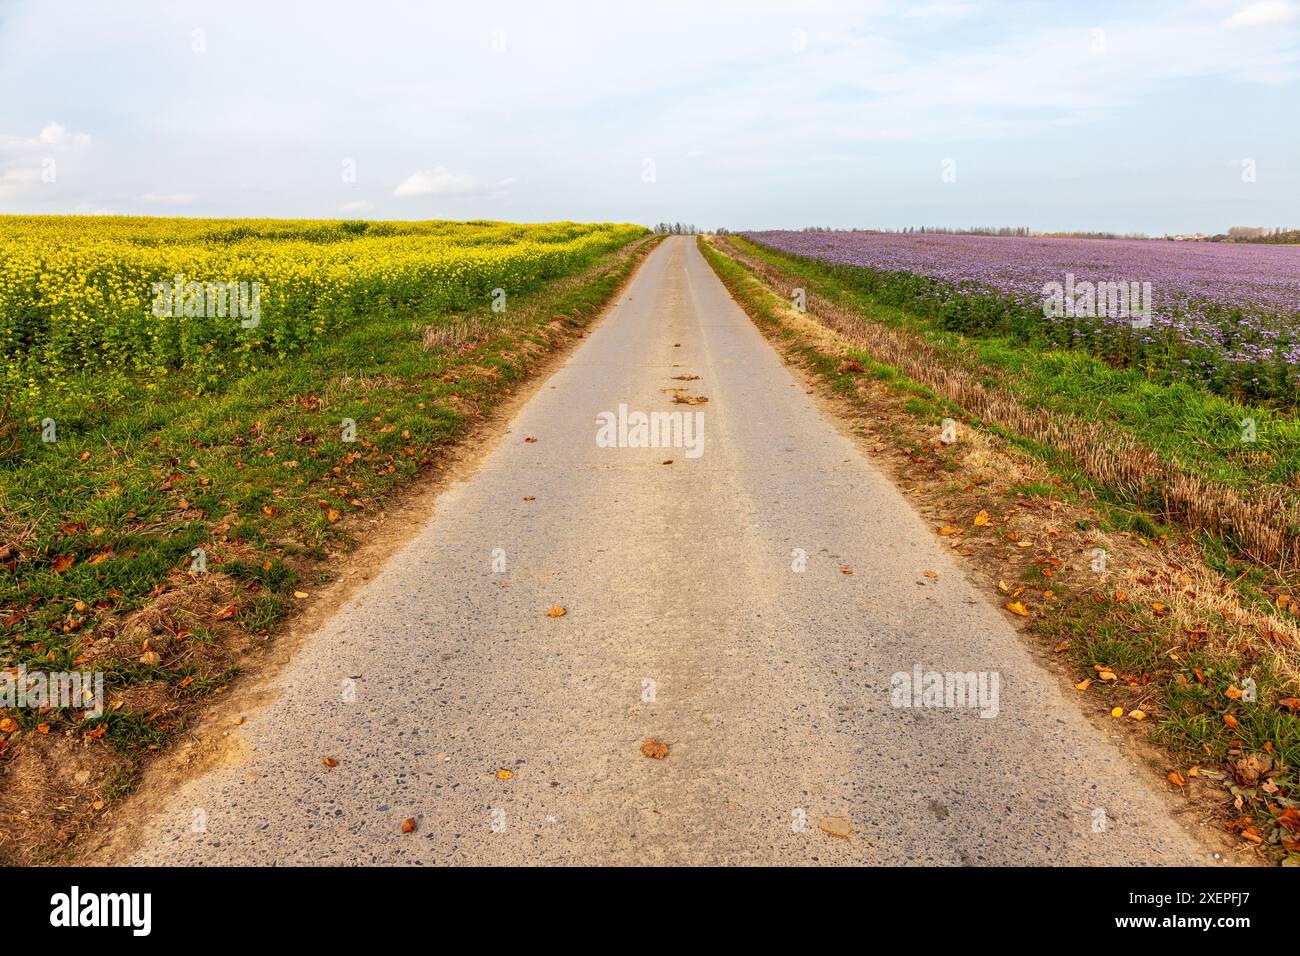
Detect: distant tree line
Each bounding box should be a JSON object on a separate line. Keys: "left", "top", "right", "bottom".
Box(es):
{"left": 652, "top": 222, "right": 701, "bottom": 235}
{"left": 1219, "top": 226, "right": 1299, "bottom": 243}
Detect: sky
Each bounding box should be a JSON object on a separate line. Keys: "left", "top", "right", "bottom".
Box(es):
{"left": 1, "top": 0, "right": 1298, "bottom": 233}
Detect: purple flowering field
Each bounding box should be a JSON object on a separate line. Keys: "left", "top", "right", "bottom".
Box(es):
{"left": 743, "top": 230, "right": 1300, "bottom": 402}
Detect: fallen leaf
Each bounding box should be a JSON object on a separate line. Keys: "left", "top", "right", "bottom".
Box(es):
{"left": 672, "top": 395, "right": 708, "bottom": 406}
{"left": 1111, "top": 707, "right": 1124, "bottom": 718}
{"left": 322, "top": 756, "right": 338, "bottom": 767}
{"left": 293, "top": 591, "right": 309, "bottom": 599}
{"left": 327, "top": 508, "right": 340, "bottom": 523}
{"left": 1167, "top": 771, "right": 1186, "bottom": 786}
{"left": 1075, "top": 678, "right": 1093, "bottom": 691}
{"left": 1129, "top": 709, "right": 1147, "bottom": 721}
{"left": 640, "top": 738, "right": 669, "bottom": 759}
{"left": 817, "top": 816, "right": 852, "bottom": 839}
{"left": 923, "top": 570, "right": 938, "bottom": 579}
{"left": 524, "top": 436, "right": 538, "bottom": 443}
{"left": 546, "top": 605, "right": 567, "bottom": 618}
{"left": 661, "top": 459, "right": 673, "bottom": 465}
{"left": 1005, "top": 601, "right": 1029, "bottom": 617}
{"left": 1152, "top": 602, "right": 1167, "bottom": 616}
{"left": 840, "top": 566, "right": 853, "bottom": 575}
{"left": 401, "top": 817, "right": 417, "bottom": 833}
{"left": 972, "top": 510, "right": 990, "bottom": 527}
{"left": 215, "top": 604, "right": 238, "bottom": 621}
{"left": 1278, "top": 697, "right": 1300, "bottom": 713}
{"left": 495, "top": 769, "right": 514, "bottom": 780}
{"left": 51, "top": 554, "right": 75, "bottom": 573}
{"left": 1223, "top": 713, "right": 1239, "bottom": 729}
{"left": 1224, "top": 685, "right": 1243, "bottom": 700}
{"left": 0, "top": 718, "right": 16, "bottom": 733}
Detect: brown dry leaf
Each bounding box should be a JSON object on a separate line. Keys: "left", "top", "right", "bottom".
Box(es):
{"left": 36, "top": 723, "right": 50, "bottom": 734}
{"left": 51, "top": 554, "right": 75, "bottom": 573}
{"left": 293, "top": 591, "right": 309, "bottom": 599}
{"left": 817, "top": 816, "right": 852, "bottom": 839}
{"left": 923, "top": 570, "right": 938, "bottom": 579}
{"left": 672, "top": 395, "right": 708, "bottom": 406}
{"left": 215, "top": 604, "right": 238, "bottom": 621}
{"left": 139, "top": 650, "right": 161, "bottom": 666}
{"left": 1152, "top": 602, "right": 1168, "bottom": 616}
{"left": 640, "top": 738, "right": 669, "bottom": 759}
{"left": 1223, "top": 713, "right": 1240, "bottom": 729}
{"left": 1129, "top": 709, "right": 1147, "bottom": 721}
{"left": 662, "top": 459, "right": 673, "bottom": 465}
{"left": 1005, "top": 601, "right": 1029, "bottom": 617}
{"left": 997, "top": 580, "right": 1010, "bottom": 593}
{"left": 495, "top": 769, "right": 514, "bottom": 780}
{"left": 327, "top": 508, "right": 341, "bottom": 522}
{"left": 1075, "top": 678, "right": 1093, "bottom": 691}
{"left": 322, "top": 756, "right": 338, "bottom": 767}
{"left": 1224, "top": 685, "right": 1243, "bottom": 700}
{"left": 1278, "top": 697, "right": 1300, "bottom": 713}
{"left": 401, "top": 818, "right": 417, "bottom": 833}
{"left": 1097, "top": 670, "right": 1118, "bottom": 681}
{"left": 972, "top": 510, "right": 990, "bottom": 527}
{"left": 1167, "top": 771, "right": 1186, "bottom": 787}
{"left": 938, "top": 525, "right": 959, "bottom": 536}
{"left": 524, "top": 436, "right": 538, "bottom": 443}
{"left": 546, "top": 605, "right": 567, "bottom": 618}
{"left": 0, "top": 717, "right": 16, "bottom": 733}
{"left": 1111, "top": 707, "right": 1125, "bottom": 717}
{"left": 840, "top": 566, "right": 853, "bottom": 575}
{"left": 671, "top": 374, "right": 700, "bottom": 381}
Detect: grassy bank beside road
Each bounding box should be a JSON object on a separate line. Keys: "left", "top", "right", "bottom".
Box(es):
{"left": 0, "top": 220, "right": 654, "bottom": 863}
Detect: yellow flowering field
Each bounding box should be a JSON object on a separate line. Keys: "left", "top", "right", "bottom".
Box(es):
{"left": 0, "top": 217, "right": 647, "bottom": 405}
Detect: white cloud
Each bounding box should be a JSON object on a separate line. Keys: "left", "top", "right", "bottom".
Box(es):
{"left": 1224, "top": 1, "right": 1299, "bottom": 28}
{"left": 393, "top": 166, "right": 516, "bottom": 199}
{"left": 339, "top": 199, "right": 374, "bottom": 213}
{"left": 37, "top": 121, "right": 91, "bottom": 147}
{"left": 0, "top": 121, "right": 93, "bottom": 201}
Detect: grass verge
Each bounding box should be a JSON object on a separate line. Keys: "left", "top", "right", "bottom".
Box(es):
{"left": 0, "top": 234, "right": 659, "bottom": 864}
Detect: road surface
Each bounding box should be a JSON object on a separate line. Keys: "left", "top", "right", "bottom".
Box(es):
{"left": 123, "top": 236, "right": 1210, "bottom": 865}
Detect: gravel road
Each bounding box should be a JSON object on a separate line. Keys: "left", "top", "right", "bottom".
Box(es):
{"left": 125, "top": 236, "right": 1212, "bottom": 865}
